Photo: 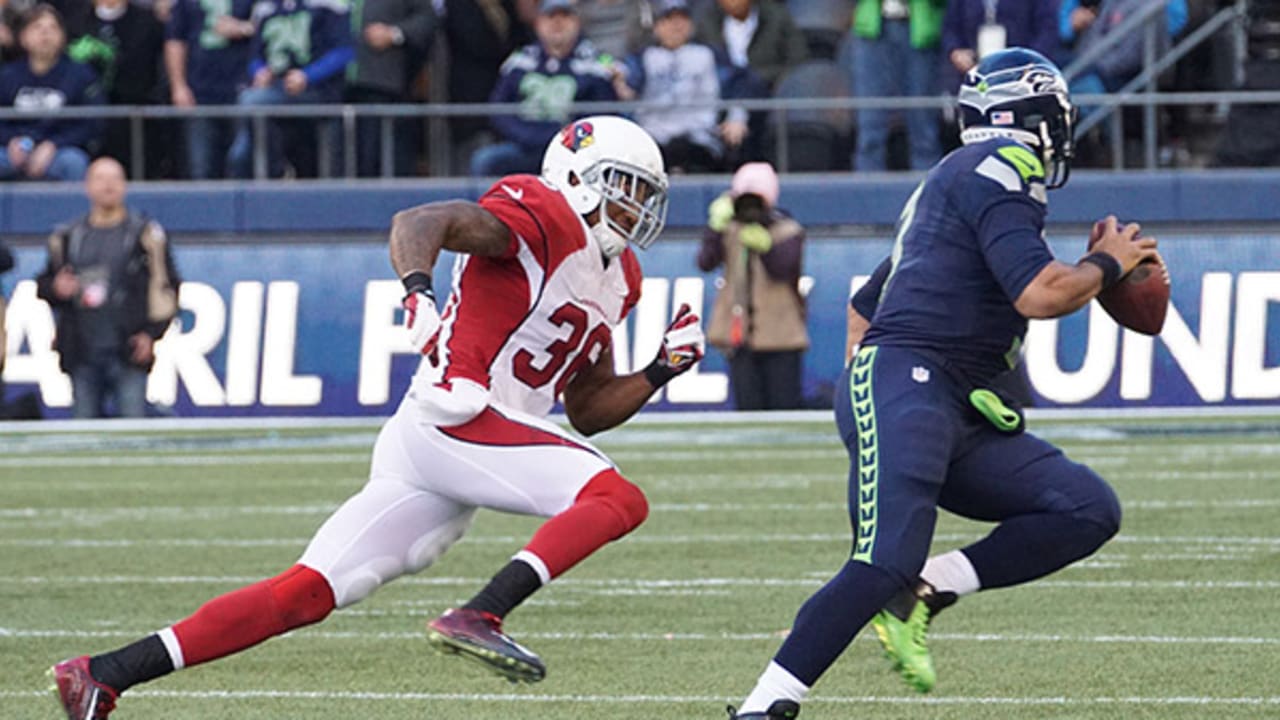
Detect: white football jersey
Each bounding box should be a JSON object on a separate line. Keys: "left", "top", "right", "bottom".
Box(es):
{"left": 411, "top": 174, "right": 643, "bottom": 419}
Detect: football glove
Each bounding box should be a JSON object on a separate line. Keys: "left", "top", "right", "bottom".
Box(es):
{"left": 401, "top": 271, "right": 440, "bottom": 354}
{"left": 644, "top": 303, "right": 705, "bottom": 388}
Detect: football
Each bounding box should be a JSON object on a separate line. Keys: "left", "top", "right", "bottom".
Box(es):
{"left": 1088, "top": 221, "right": 1171, "bottom": 335}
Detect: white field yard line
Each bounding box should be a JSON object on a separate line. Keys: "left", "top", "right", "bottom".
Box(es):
{"left": 0, "top": 538, "right": 1266, "bottom": 564}
{"left": 5, "top": 498, "right": 1280, "bottom": 519}
{"left": 3, "top": 532, "right": 1279, "bottom": 548}
{"left": 4, "top": 575, "right": 1280, "bottom": 590}
{"left": 4, "top": 627, "right": 1279, "bottom": 647}
{"left": 3, "top": 688, "right": 1280, "bottom": 706}
{"left": 4, "top": 444, "right": 1280, "bottom": 467}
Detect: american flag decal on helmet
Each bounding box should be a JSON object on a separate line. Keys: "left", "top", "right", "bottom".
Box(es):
{"left": 991, "top": 110, "right": 1015, "bottom": 125}
{"left": 560, "top": 121, "right": 596, "bottom": 152}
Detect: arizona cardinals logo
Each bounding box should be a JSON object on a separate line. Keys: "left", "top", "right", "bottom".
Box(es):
{"left": 560, "top": 121, "right": 595, "bottom": 153}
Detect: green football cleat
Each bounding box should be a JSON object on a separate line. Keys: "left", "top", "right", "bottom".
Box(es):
{"left": 871, "top": 582, "right": 955, "bottom": 693}
{"left": 871, "top": 602, "right": 935, "bottom": 693}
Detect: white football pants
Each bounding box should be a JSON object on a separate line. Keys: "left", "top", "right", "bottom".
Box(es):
{"left": 298, "top": 399, "right": 615, "bottom": 608}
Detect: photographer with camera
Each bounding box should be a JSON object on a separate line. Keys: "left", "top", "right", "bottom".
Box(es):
{"left": 697, "top": 162, "right": 808, "bottom": 410}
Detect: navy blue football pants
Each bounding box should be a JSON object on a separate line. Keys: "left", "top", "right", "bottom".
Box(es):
{"left": 772, "top": 345, "right": 1121, "bottom": 686}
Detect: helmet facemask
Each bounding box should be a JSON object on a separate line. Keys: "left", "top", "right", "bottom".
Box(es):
{"left": 580, "top": 159, "right": 669, "bottom": 258}
{"left": 958, "top": 50, "right": 1077, "bottom": 189}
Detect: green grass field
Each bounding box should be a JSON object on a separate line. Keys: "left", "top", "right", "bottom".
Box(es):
{"left": 3, "top": 415, "right": 1278, "bottom": 719}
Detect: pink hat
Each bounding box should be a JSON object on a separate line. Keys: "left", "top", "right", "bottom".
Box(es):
{"left": 730, "top": 162, "right": 779, "bottom": 207}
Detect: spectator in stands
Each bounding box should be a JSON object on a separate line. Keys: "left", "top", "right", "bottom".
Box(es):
{"left": 941, "top": 0, "right": 1059, "bottom": 92}
{"left": 225, "top": 0, "right": 354, "bottom": 178}
{"left": 0, "top": 4, "right": 102, "bottom": 182}
{"left": 469, "top": 0, "right": 615, "bottom": 177}
{"left": 435, "top": 0, "right": 533, "bottom": 174}
{"left": 615, "top": 0, "right": 722, "bottom": 172}
{"left": 576, "top": 0, "right": 646, "bottom": 60}
{"left": 67, "top": 0, "right": 166, "bottom": 177}
{"left": 165, "top": 0, "right": 255, "bottom": 179}
{"left": 1214, "top": 0, "right": 1280, "bottom": 167}
{"left": 35, "top": 157, "right": 180, "bottom": 418}
{"left": 0, "top": 0, "right": 39, "bottom": 62}
{"left": 346, "top": 0, "right": 436, "bottom": 177}
{"left": 850, "top": 0, "right": 944, "bottom": 172}
{"left": 1059, "top": 0, "right": 1188, "bottom": 94}
{"left": 694, "top": 0, "right": 808, "bottom": 168}
{"left": 698, "top": 161, "right": 808, "bottom": 410}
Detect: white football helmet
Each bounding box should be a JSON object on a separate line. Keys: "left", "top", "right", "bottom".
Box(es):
{"left": 542, "top": 115, "right": 669, "bottom": 259}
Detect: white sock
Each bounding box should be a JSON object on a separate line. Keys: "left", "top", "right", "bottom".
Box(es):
{"left": 740, "top": 660, "right": 809, "bottom": 714}
{"left": 921, "top": 550, "right": 981, "bottom": 597}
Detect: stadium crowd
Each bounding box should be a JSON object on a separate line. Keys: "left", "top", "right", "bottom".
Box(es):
{"left": 0, "top": 0, "right": 1273, "bottom": 180}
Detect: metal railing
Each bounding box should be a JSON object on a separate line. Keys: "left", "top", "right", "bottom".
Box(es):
{"left": 4, "top": 86, "right": 1277, "bottom": 179}
{"left": 1065, "top": 0, "right": 1251, "bottom": 169}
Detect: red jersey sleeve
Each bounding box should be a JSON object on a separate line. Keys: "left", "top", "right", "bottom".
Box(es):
{"left": 619, "top": 247, "right": 643, "bottom": 320}
{"left": 478, "top": 175, "right": 587, "bottom": 275}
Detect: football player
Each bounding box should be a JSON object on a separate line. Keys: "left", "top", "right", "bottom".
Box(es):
{"left": 728, "top": 49, "right": 1161, "bottom": 718}
{"left": 51, "top": 115, "right": 705, "bottom": 719}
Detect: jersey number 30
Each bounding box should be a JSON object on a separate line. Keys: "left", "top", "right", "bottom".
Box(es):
{"left": 512, "top": 302, "right": 613, "bottom": 395}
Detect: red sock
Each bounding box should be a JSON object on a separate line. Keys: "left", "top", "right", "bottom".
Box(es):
{"left": 523, "top": 469, "right": 649, "bottom": 579}
{"left": 170, "top": 564, "right": 334, "bottom": 667}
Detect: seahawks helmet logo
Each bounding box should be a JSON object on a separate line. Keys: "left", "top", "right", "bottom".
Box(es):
{"left": 1025, "top": 68, "right": 1066, "bottom": 95}
{"left": 560, "top": 121, "right": 596, "bottom": 153}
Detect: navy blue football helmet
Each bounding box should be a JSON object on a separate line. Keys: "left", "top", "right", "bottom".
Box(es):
{"left": 958, "top": 48, "right": 1077, "bottom": 189}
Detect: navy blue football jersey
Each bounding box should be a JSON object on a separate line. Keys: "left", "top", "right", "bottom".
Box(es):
{"left": 859, "top": 137, "right": 1055, "bottom": 385}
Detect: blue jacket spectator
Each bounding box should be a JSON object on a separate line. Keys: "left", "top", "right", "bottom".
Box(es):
{"left": 166, "top": 0, "right": 255, "bottom": 105}
{"left": 0, "top": 4, "right": 102, "bottom": 181}
{"left": 470, "top": 0, "right": 616, "bottom": 177}
{"left": 941, "top": 0, "right": 1059, "bottom": 91}
{"left": 165, "top": 0, "right": 256, "bottom": 178}
{"left": 247, "top": 0, "right": 355, "bottom": 96}
{"left": 226, "top": 0, "right": 355, "bottom": 178}
{"left": 1060, "top": 0, "right": 1188, "bottom": 92}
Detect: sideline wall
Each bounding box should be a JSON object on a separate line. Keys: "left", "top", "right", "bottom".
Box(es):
{"left": 4, "top": 172, "right": 1278, "bottom": 416}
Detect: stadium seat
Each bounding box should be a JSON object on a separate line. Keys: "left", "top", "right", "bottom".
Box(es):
{"left": 767, "top": 60, "right": 854, "bottom": 172}
{"left": 787, "top": 0, "right": 853, "bottom": 61}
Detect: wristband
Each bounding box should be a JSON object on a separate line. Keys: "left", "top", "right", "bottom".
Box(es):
{"left": 401, "top": 270, "right": 433, "bottom": 299}
{"left": 1080, "top": 252, "right": 1122, "bottom": 289}
{"left": 643, "top": 358, "right": 678, "bottom": 388}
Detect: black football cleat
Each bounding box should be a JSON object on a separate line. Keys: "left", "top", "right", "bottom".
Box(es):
{"left": 726, "top": 699, "right": 800, "bottom": 719}
{"left": 49, "top": 656, "right": 118, "bottom": 719}
{"left": 426, "top": 608, "right": 546, "bottom": 683}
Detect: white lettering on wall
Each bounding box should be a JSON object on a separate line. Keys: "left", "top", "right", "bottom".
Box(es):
{"left": 259, "top": 282, "right": 322, "bottom": 406}
{"left": 150, "top": 282, "right": 226, "bottom": 406}
{"left": 3, "top": 280, "right": 72, "bottom": 406}
{"left": 1025, "top": 303, "right": 1118, "bottom": 403}
{"left": 357, "top": 279, "right": 410, "bottom": 406}
{"left": 666, "top": 276, "right": 728, "bottom": 403}
{"left": 1232, "top": 272, "right": 1280, "bottom": 399}
{"left": 1146, "top": 273, "right": 1231, "bottom": 402}
{"left": 8, "top": 272, "right": 1277, "bottom": 410}
{"left": 225, "top": 282, "right": 264, "bottom": 406}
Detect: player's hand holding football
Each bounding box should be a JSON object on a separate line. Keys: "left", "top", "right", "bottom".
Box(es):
{"left": 401, "top": 271, "right": 440, "bottom": 354}
{"left": 644, "top": 303, "right": 705, "bottom": 388}
{"left": 1087, "top": 215, "right": 1158, "bottom": 279}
